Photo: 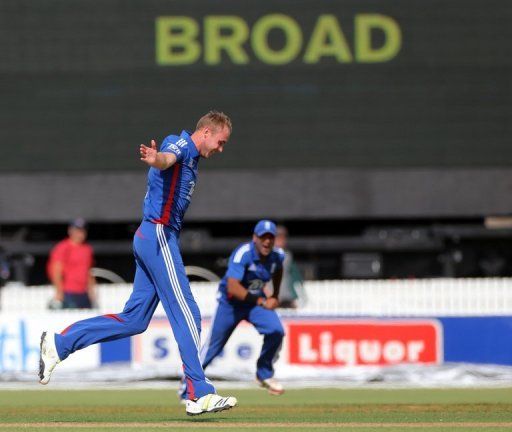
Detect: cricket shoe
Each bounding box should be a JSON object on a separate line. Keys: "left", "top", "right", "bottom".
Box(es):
{"left": 185, "top": 393, "right": 237, "bottom": 416}
{"left": 257, "top": 377, "right": 285, "bottom": 395}
{"left": 38, "top": 331, "right": 61, "bottom": 385}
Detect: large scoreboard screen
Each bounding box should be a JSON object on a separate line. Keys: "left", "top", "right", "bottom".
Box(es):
{"left": 0, "top": 0, "right": 510, "bottom": 172}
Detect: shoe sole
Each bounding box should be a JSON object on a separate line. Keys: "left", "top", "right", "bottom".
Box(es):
{"left": 257, "top": 380, "right": 285, "bottom": 396}
{"left": 186, "top": 404, "right": 236, "bottom": 416}
{"left": 38, "top": 332, "right": 47, "bottom": 384}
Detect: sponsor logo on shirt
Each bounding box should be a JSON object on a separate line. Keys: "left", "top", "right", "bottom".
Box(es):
{"left": 248, "top": 279, "right": 265, "bottom": 293}
{"left": 169, "top": 144, "right": 181, "bottom": 155}
{"left": 185, "top": 181, "right": 196, "bottom": 201}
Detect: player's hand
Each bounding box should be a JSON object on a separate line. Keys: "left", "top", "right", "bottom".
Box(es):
{"left": 140, "top": 140, "right": 158, "bottom": 165}
{"left": 264, "top": 297, "right": 279, "bottom": 310}
{"left": 48, "top": 298, "right": 63, "bottom": 310}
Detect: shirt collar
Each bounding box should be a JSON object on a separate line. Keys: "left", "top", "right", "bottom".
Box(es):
{"left": 180, "top": 130, "right": 199, "bottom": 158}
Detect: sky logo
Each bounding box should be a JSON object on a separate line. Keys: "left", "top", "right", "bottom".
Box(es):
{"left": 0, "top": 320, "right": 39, "bottom": 372}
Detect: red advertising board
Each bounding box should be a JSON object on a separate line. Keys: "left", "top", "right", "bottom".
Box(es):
{"left": 288, "top": 320, "right": 442, "bottom": 366}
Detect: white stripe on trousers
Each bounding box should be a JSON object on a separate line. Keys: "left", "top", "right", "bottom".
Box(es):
{"left": 156, "top": 224, "right": 200, "bottom": 349}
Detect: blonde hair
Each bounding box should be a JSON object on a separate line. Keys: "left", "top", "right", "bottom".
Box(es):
{"left": 196, "top": 111, "right": 232, "bottom": 133}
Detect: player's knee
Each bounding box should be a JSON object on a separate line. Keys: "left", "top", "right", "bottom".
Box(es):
{"left": 269, "top": 328, "right": 285, "bottom": 341}
{"left": 129, "top": 320, "right": 150, "bottom": 335}
{"left": 276, "top": 323, "right": 286, "bottom": 338}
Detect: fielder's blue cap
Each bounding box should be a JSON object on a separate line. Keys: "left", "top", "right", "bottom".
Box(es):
{"left": 254, "top": 220, "right": 277, "bottom": 237}
{"left": 69, "top": 218, "right": 87, "bottom": 229}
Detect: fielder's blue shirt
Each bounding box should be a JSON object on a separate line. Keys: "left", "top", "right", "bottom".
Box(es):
{"left": 218, "top": 241, "right": 285, "bottom": 304}
{"left": 143, "top": 130, "right": 199, "bottom": 232}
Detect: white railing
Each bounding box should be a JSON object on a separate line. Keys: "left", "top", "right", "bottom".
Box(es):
{"left": 2, "top": 278, "right": 512, "bottom": 317}
{"left": 299, "top": 278, "right": 512, "bottom": 316}
{"left": 0, "top": 283, "right": 218, "bottom": 317}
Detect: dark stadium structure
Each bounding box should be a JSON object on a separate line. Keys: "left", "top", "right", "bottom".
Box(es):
{"left": 0, "top": 0, "right": 511, "bottom": 284}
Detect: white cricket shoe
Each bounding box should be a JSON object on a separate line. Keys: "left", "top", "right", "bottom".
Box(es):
{"left": 185, "top": 393, "right": 237, "bottom": 416}
{"left": 38, "top": 331, "right": 60, "bottom": 385}
{"left": 257, "top": 377, "right": 285, "bottom": 395}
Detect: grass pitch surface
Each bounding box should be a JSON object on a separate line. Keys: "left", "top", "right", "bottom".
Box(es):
{"left": 0, "top": 387, "right": 511, "bottom": 431}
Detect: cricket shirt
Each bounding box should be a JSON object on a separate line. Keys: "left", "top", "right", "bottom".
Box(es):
{"left": 218, "top": 241, "right": 285, "bottom": 304}
{"left": 142, "top": 130, "right": 199, "bottom": 232}
{"left": 47, "top": 239, "right": 93, "bottom": 294}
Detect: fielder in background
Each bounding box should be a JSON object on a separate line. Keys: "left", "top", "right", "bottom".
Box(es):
{"left": 47, "top": 218, "right": 96, "bottom": 309}
{"left": 181, "top": 219, "right": 286, "bottom": 400}
{"left": 39, "top": 111, "right": 237, "bottom": 416}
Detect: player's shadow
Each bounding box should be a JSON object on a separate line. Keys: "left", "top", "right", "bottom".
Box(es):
{"left": 185, "top": 415, "right": 235, "bottom": 423}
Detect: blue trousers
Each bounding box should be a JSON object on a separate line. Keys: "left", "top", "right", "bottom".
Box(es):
{"left": 200, "top": 300, "right": 285, "bottom": 381}
{"left": 55, "top": 221, "right": 215, "bottom": 399}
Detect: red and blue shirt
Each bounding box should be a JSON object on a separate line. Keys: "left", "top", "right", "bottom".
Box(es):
{"left": 47, "top": 239, "right": 93, "bottom": 294}
{"left": 143, "top": 130, "right": 199, "bottom": 232}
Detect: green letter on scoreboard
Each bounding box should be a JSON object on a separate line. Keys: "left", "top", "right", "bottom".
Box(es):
{"left": 156, "top": 16, "right": 201, "bottom": 65}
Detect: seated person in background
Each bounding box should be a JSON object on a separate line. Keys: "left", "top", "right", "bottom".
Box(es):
{"left": 47, "top": 218, "right": 96, "bottom": 309}
{"left": 272, "top": 225, "right": 304, "bottom": 308}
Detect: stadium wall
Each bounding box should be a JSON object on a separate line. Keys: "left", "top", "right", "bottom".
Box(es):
{"left": 1, "top": 279, "right": 512, "bottom": 379}
{"left": 2, "top": 168, "right": 512, "bottom": 223}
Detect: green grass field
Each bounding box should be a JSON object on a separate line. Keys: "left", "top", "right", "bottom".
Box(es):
{"left": 1, "top": 387, "right": 511, "bottom": 431}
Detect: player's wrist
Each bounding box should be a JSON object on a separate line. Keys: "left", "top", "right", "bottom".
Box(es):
{"left": 244, "top": 292, "right": 260, "bottom": 305}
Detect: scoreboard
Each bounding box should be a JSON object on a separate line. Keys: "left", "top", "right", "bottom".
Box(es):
{"left": 0, "top": 0, "right": 510, "bottom": 173}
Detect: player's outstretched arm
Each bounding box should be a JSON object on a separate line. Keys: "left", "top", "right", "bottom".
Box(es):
{"left": 140, "top": 139, "right": 177, "bottom": 170}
